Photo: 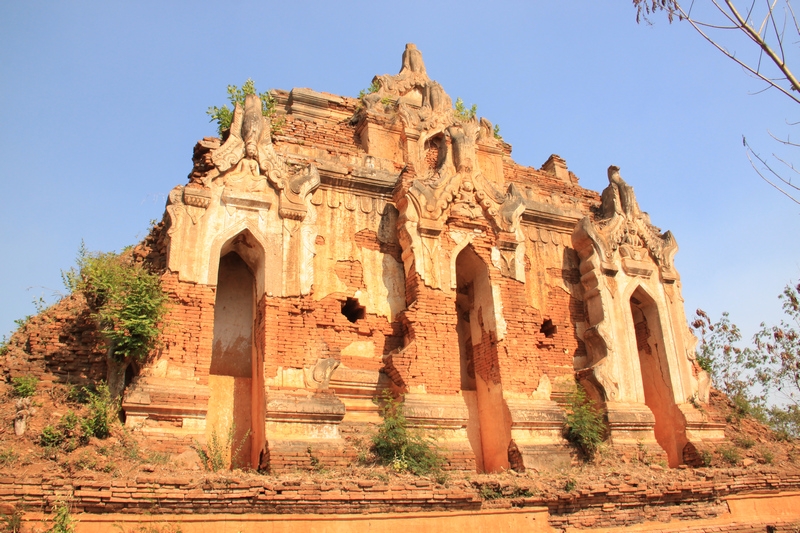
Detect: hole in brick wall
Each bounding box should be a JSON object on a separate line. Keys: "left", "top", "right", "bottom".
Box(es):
{"left": 540, "top": 319, "right": 557, "bottom": 338}
{"left": 124, "top": 362, "right": 136, "bottom": 389}
{"left": 120, "top": 362, "right": 138, "bottom": 424}
{"left": 341, "top": 297, "right": 366, "bottom": 323}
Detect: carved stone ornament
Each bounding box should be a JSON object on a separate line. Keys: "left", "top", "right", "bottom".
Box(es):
{"left": 304, "top": 357, "right": 341, "bottom": 391}
{"left": 200, "top": 93, "right": 320, "bottom": 220}
{"left": 15, "top": 397, "right": 35, "bottom": 436}
{"left": 394, "top": 115, "right": 526, "bottom": 286}
{"left": 574, "top": 166, "right": 678, "bottom": 281}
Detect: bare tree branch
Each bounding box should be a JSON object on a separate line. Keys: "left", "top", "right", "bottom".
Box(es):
{"left": 770, "top": 154, "right": 800, "bottom": 190}
{"left": 679, "top": 11, "right": 800, "bottom": 102}
{"left": 633, "top": 0, "right": 800, "bottom": 205}
{"left": 787, "top": 1, "right": 800, "bottom": 34}
{"left": 725, "top": 0, "right": 800, "bottom": 92}
{"left": 634, "top": 0, "right": 800, "bottom": 98}
{"left": 744, "top": 136, "right": 800, "bottom": 203}
{"left": 769, "top": 129, "right": 800, "bottom": 146}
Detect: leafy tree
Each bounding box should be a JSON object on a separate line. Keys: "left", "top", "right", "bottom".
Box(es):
{"left": 692, "top": 309, "right": 755, "bottom": 400}
{"left": 752, "top": 283, "right": 800, "bottom": 405}
{"left": 692, "top": 283, "right": 800, "bottom": 436}
{"left": 62, "top": 243, "right": 167, "bottom": 362}
{"left": 634, "top": 0, "right": 800, "bottom": 204}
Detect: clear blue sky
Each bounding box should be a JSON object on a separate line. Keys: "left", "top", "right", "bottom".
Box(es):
{"left": 1, "top": 2, "right": 798, "bottom": 344}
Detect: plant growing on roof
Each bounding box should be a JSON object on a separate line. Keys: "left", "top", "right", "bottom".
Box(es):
{"left": 493, "top": 123, "right": 503, "bottom": 141}
{"left": 357, "top": 79, "right": 381, "bottom": 100}
{"left": 207, "top": 78, "right": 278, "bottom": 136}
{"left": 453, "top": 97, "right": 477, "bottom": 122}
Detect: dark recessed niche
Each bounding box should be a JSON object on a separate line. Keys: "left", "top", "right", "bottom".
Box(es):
{"left": 540, "top": 319, "right": 557, "bottom": 338}
{"left": 341, "top": 297, "right": 366, "bottom": 323}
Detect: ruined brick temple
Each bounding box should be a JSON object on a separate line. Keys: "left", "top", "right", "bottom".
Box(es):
{"left": 68, "top": 45, "right": 726, "bottom": 473}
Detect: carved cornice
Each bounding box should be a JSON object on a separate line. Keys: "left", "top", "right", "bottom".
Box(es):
{"left": 183, "top": 186, "right": 211, "bottom": 209}
{"left": 318, "top": 164, "right": 400, "bottom": 197}
{"left": 521, "top": 201, "right": 583, "bottom": 233}
{"left": 221, "top": 189, "right": 272, "bottom": 211}
{"left": 288, "top": 87, "right": 349, "bottom": 121}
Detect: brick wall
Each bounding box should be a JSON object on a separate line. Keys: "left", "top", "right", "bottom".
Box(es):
{"left": 3, "top": 468, "right": 800, "bottom": 531}
{"left": 0, "top": 294, "right": 107, "bottom": 386}
{"left": 158, "top": 273, "right": 216, "bottom": 385}
{"left": 260, "top": 293, "right": 403, "bottom": 379}
{"left": 388, "top": 218, "right": 583, "bottom": 396}
{"left": 0, "top": 474, "right": 479, "bottom": 516}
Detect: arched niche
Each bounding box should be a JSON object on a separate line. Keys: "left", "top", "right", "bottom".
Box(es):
{"left": 207, "top": 229, "right": 266, "bottom": 470}
{"left": 207, "top": 224, "right": 269, "bottom": 296}
{"left": 629, "top": 285, "right": 687, "bottom": 467}
{"left": 455, "top": 245, "right": 510, "bottom": 473}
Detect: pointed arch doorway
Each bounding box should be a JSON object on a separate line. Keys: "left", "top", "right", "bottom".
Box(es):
{"left": 629, "top": 286, "right": 687, "bottom": 467}
{"left": 455, "top": 245, "right": 510, "bottom": 473}
{"left": 207, "top": 232, "right": 265, "bottom": 470}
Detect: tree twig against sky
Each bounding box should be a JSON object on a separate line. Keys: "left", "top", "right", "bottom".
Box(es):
{"left": 634, "top": 0, "right": 800, "bottom": 203}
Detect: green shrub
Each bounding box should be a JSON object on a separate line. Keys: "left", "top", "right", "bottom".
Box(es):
{"left": 478, "top": 484, "right": 503, "bottom": 500}
{"left": 81, "top": 383, "right": 115, "bottom": 439}
{"left": 11, "top": 375, "right": 38, "bottom": 398}
{"left": 40, "top": 426, "right": 65, "bottom": 448}
{"left": 357, "top": 80, "right": 381, "bottom": 100}
{"left": 63, "top": 243, "right": 167, "bottom": 363}
{"left": 372, "top": 391, "right": 444, "bottom": 476}
{"left": 57, "top": 410, "right": 84, "bottom": 450}
{"left": 701, "top": 449, "right": 713, "bottom": 467}
{"left": 39, "top": 385, "right": 115, "bottom": 452}
{"left": 718, "top": 445, "right": 741, "bottom": 465}
{"left": 59, "top": 410, "right": 79, "bottom": 432}
{"left": 730, "top": 391, "right": 766, "bottom": 423}
{"left": 66, "top": 385, "right": 91, "bottom": 404}
{"left": 493, "top": 123, "right": 503, "bottom": 141}
{"left": 564, "top": 384, "right": 606, "bottom": 460}
{"left": 760, "top": 448, "right": 775, "bottom": 464}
